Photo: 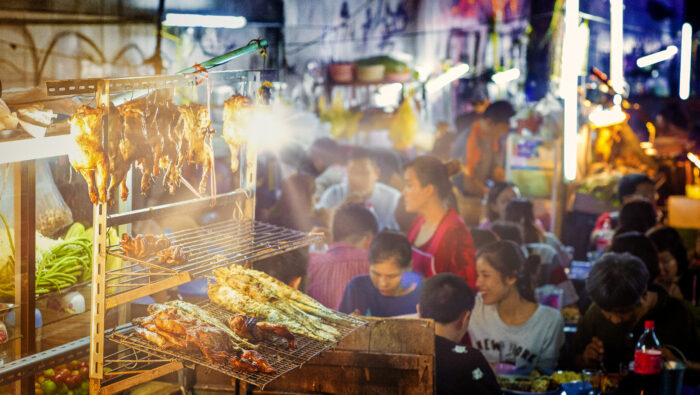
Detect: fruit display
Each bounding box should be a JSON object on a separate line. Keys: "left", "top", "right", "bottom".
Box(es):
{"left": 33, "top": 360, "right": 89, "bottom": 395}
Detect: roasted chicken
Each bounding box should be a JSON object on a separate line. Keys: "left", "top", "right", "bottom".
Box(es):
{"left": 120, "top": 233, "right": 171, "bottom": 258}
{"left": 222, "top": 94, "right": 251, "bottom": 174}
{"left": 175, "top": 103, "right": 214, "bottom": 195}
{"left": 68, "top": 105, "right": 111, "bottom": 204}
{"left": 119, "top": 100, "right": 155, "bottom": 197}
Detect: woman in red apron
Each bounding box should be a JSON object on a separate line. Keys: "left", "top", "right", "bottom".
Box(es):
{"left": 403, "top": 156, "right": 477, "bottom": 289}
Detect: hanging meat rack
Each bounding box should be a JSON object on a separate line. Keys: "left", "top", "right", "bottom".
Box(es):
{"left": 26, "top": 40, "right": 368, "bottom": 394}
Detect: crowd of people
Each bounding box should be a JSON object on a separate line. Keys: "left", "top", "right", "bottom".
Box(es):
{"left": 249, "top": 101, "right": 700, "bottom": 394}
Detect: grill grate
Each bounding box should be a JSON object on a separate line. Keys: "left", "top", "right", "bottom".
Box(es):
{"left": 108, "top": 304, "right": 367, "bottom": 389}
{"left": 104, "top": 219, "right": 322, "bottom": 296}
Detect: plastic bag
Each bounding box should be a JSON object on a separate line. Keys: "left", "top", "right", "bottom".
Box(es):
{"left": 35, "top": 160, "right": 73, "bottom": 237}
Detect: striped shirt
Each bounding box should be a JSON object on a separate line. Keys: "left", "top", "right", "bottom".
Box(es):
{"left": 307, "top": 242, "right": 369, "bottom": 310}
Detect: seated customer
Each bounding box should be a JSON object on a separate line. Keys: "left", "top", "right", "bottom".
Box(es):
{"left": 418, "top": 273, "right": 500, "bottom": 395}
{"left": 505, "top": 199, "right": 571, "bottom": 267}
{"left": 316, "top": 147, "right": 401, "bottom": 231}
{"left": 338, "top": 231, "right": 422, "bottom": 317}
{"left": 468, "top": 241, "right": 564, "bottom": 374}
{"left": 609, "top": 232, "right": 661, "bottom": 286}
{"left": 573, "top": 253, "right": 700, "bottom": 382}
{"left": 649, "top": 226, "right": 699, "bottom": 305}
{"left": 469, "top": 228, "right": 498, "bottom": 251}
{"left": 613, "top": 200, "right": 657, "bottom": 237}
{"left": 307, "top": 204, "right": 378, "bottom": 309}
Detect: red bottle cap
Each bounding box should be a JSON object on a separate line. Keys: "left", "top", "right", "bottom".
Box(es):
{"left": 644, "top": 320, "right": 654, "bottom": 329}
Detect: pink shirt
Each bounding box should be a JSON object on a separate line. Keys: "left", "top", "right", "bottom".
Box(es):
{"left": 307, "top": 242, "right": 369, "bottom": 310}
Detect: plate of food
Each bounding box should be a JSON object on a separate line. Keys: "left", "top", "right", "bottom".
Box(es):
{"left": 497, "top": 374, "right": 560, "bottom": 394}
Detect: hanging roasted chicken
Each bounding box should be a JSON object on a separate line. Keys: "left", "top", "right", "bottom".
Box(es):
{"left": 222, "top": 94, "right": 251, "bottom": 174}
{"left": 175, "top": 103, "right": 214, "bottom": 194}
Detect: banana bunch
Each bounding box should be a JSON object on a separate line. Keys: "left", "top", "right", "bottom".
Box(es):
{"left": 318, "top": 93, "right": 363, "bottom": 140}
{"left": 389, "top": 98, "right": 418, "bottom": 150}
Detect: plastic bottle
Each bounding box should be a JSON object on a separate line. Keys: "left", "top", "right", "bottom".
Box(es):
{"left": 632, "top": 320, "right": 662, "bottom": 394}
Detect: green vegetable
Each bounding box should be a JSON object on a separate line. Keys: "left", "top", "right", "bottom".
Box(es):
{"left": 41, "top": 380, "right": 57, "bottom": 395}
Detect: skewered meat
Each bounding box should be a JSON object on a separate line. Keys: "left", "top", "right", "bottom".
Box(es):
{"left": 222, "top": 94, "right": 251, "bottom": 174}
{"left": 238, "top": 350, "right": 277, "bottom": 374}
{"left": 164, "top": 301, "right": 257, "bottom": 349}
{"left": 257, "top": 322, "right": 296, "bottom": 349}
{"left": 118, "top": 100, "right": 155, "bottom": 197}
{"left": 158, "top": 328, "right": 197, "bottom": 352}
{"left": 227, "top": 315, "right": 296, "bottom": 349}
{"left": 68, "top": 105, "right": 110, "bottom": 204}
{"left": 135, "top": 326, "right": 168, "bottom": 348}
{"left": 120, "top": 233, "right": 171, "bottom": 258}
{"left": 157, "top": 246, "right": 188, "bottom": 266}
{"left": 228, "top": 314, "right": 261, "bottom": 342}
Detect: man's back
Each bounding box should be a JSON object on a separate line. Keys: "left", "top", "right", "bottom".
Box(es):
{"left": 435, "top": 335, "right": 500, "bottom": 395}
{"left": 307, "top": 242, "right": 369, "bottom": 310}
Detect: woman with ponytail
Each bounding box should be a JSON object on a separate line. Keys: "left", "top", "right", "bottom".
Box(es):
{"left": 403, "top": 155, "right": 477, "bottom": 288}
{"left": 468, "top": 240, "right": 564, "bottom": 374}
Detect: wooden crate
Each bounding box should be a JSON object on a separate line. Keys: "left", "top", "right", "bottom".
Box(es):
{"left": 194, "top": 317, "right": 435, "bottom": 395}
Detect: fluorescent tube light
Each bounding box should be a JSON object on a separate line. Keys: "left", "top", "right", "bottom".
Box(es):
{"left": 491, "top": 68, "right": 520, "bottom": 85}
{"left": 163, "top": 13, "right": 247, "bottom": 29}
{"left": 425, "top": 63, "right": 469, "bottom": 94}
{"left": 610, "top": 0, "right": 624, "bottom": 94}
{"left": 589, "top": 105, "right": 626, "bottom": 128}
{"left": 636, "top": 46, "right": 678, "bottom": 68}
{"left": 679, "top": 23, "right": 692, "bottom": 100}
{"left": 562, "top": 0, "right": 579, "bottom": 182}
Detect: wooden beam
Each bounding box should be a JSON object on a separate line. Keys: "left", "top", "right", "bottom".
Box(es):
{"left": 99, "top": 361, "right": 183, "bottom": 395}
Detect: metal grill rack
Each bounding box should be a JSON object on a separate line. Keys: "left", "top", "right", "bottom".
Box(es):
{"left": 101, "top": 219, "right": 323, "bottom": 308}
{"left": 108, "top": 304, "right": 368, "bottom": 389}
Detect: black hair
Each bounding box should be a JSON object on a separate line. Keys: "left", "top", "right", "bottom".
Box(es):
{"left": 419, "top": 273, "right": 475, "bottom": 324}
{"left": 616, "top": 200, "right": 656, "bottom": 235}
{"left": 253, "top": 248, "right": 309, "bottom": 290}
{"left": 476, "top": 240, "right": 538, "bottom": 302}
{"left": 348, "top": 146, "right": 375, "bottom": 163}
{"left": 504, "top": 198, "right": 545, "bottom": 244}
{"left": 404, "top": 155, "right": 461, "bottom": 202}
{"left": 481, "top": 100, "right": 515, "bottom": 123}
{"left": 485, "top": 181, "right": 517, "bottom": 221}
{"left": 490, "top": 221, "right": 523, "bottom": 245}
{"left": 617, "top": 174, "right": 653, "bottom": 203}
{"left": 609, "top": 231, "right": 660, "bottom": 283}
{"left": 586, "top": 252, "right": 649, "bottom": 312}
{"left": 648, "top": 227, "right": 690, "bottom": 278}
{"left": 332, "top": 204, "right": 378, "bottom": 243}
{"left": 310, "top": 137, "right": 344, "bottom": 165}
{"left": 369, "top": 230, "right": 412, "bottom": 270}
{"left": 469, "top": 228, "right": 499, "bottom": 251}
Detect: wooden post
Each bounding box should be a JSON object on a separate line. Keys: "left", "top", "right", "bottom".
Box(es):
{"left": 90, "top": 80, "right": 109, "bottom": 394}
{"left": 14, "top": 161, "right": 35, "bottom": 395}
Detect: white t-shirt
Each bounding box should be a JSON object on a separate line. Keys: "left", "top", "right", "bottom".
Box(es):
{"left": 467, "top": 294, "right": 564, "bottom": 374}
{"left": 315, "top": 182, "right": 401, "bottom": 231}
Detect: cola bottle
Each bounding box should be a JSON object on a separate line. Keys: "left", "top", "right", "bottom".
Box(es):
{"left": 632, "top": 320, "right": 662, "bottom": 394}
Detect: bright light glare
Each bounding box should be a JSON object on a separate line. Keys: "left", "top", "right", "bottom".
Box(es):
{"left": 680, "top": 23, "right": 692, "bottom": 100}
{"left": 491, "top": 68, "right": 520, "bottom": 85}
{"left": 610, "top": 0, "right": 624, "bottom": 94}
{"left": 589, "top": 105, "right": 626, "bottom": 128}
{"left": 689, "top": 153, "right": 700, "bottom": 169}
{"left": 374, "top": 83, "right": 403, "bottom": 108}
{"left": 163, "top": 13, "right": 247, "bottom": 29}
{"left": 425, "top": 63, "right": 469, "bottom": 94}
{"left": 561, "top": 0, "right": 579, "bottom": 182}
{"left": 636, "top": 45, "right": 678, "bottom": 68}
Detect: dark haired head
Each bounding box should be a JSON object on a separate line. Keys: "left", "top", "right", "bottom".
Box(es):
{"left": 609, "top": 231, "right": 660, "bottom": 283}
{"left": 419, "top": 273, "right": 475, "bottom": 324}
{"left": 490, "top": 221, "right": 523, "bottom": 245}
{"left": 310, "top": 137, "right": 344, "bottom": 168}
{"left": 332, "top": 204, "right": 378, "bottom": 244}
{"left": 404, "top": 155, "right": 461, "bottom": 202}
{"left": 617, "top": 200, "right": 656, "bottom": 235}
{"left": 469, "top": 228, "right": 499, "bottom": 251}
{"left": 254, "top": 248, "right": 309, "bottom": 290}
{"left": 481, "top": 101, "right": 516, "bottom": 124}
{"left": 504, "top": 198, "right": 544, "bottom": 244}
{"left": 647, "top": 226, "right": 689, "bottom": 277}
{"left": 476, "top": 240, "right": 538, "bottom": 302}
{"left": 586, "top": 252, "right": 649, "bottom": 312}
{"left": 369, "top": 230, "right": 412, "bottom": 269}
{"left": 485, "top": 181, "right": 518, "bottom": 221}
{"left": 348, "top": 146, "right": 375, "bottom": 163}
{"left": 617, "top": 174, "right": 653, "bottom": 203}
